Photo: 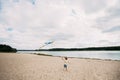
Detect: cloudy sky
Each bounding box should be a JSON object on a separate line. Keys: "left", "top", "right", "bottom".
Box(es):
{"left": 0, "top": 0, "right": 120, "bottom": 49}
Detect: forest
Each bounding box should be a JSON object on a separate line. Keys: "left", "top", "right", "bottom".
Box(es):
{"left": 0, "top": 44, "right": 17, "bottom": 52}
{"left": 37, "top": 46, "right": 120, "bottom": 51}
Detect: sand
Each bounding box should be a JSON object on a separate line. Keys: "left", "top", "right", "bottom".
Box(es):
{"left": 0, "top": 53, "right": 120, "bottom": 80}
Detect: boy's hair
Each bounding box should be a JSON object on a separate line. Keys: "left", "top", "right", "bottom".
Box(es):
{"left": 65, "top": 57, "right": 68, "bottom": 60}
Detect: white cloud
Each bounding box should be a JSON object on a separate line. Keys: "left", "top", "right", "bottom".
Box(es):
{"left": 0, "top": 0, "right": 120, "bottom": 49}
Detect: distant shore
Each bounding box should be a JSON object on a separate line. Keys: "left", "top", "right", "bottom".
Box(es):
{"left": 17, "top": 46, "right": 120, "bottom": 51}
{"left": 0, "top": 53, "right": 120, "bottom": 80}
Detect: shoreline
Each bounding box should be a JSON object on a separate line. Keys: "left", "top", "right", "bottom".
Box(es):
{"left": 34, "top": 53, "right": 120, "bottom": 61}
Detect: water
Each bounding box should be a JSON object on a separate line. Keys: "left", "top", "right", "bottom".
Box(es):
{"left": 17, "top": 51, "right": 120, "bottom": 60}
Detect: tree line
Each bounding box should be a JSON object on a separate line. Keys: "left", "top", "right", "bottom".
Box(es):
{"left": 0, "top": 44, "right": 17, "bottom": 52}
{"left": 37, "top": 46, "right": 120, "bottom": 51}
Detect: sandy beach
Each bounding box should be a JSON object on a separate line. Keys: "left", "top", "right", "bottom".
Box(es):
{"left": 0, "top": 53, "right": 120, "bottom": 80}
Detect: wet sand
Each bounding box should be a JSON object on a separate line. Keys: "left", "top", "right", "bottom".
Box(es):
{"left": 0, "top": 53, "right": 120, "bottom": 80}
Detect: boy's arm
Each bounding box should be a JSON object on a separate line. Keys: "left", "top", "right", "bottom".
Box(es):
{"left": 61, "top": 57, "right": 64, "bottom": 61}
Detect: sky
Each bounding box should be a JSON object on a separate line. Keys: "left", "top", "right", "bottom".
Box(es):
{"left": 0, "top": 0, "right": 120, "bottom": 49}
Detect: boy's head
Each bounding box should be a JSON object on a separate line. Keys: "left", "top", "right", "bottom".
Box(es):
{"left": 65, "top": 57, "right": 68, "bottom": 60}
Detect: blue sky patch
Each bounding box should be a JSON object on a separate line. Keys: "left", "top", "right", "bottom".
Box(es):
{"left": 103, "top": 26, "right": 120, "bottom": 33}
{"left": 7, "top": 28, "right": 13, "bottom": 31}
{"left": 13, "top": 0, "right": 19, "bottom": 3}
{"left": 29, "top": 0, "right": 36, "bottom": 5}
{"left": 0, "top": 1, "right": 2, "bottom": 11}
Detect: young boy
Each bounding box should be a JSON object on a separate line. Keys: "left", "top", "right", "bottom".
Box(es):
{"left": 62, "top": 57, "right": 68, "bottom": 71}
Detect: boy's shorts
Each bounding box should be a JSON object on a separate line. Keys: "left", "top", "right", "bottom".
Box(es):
{"left": 64, "top": 64, "right": 67, "bottom": 68}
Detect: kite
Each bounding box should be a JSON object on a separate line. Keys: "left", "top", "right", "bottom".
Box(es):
{"left": 39, "top": 41, "right": 54, "bottom": 48}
